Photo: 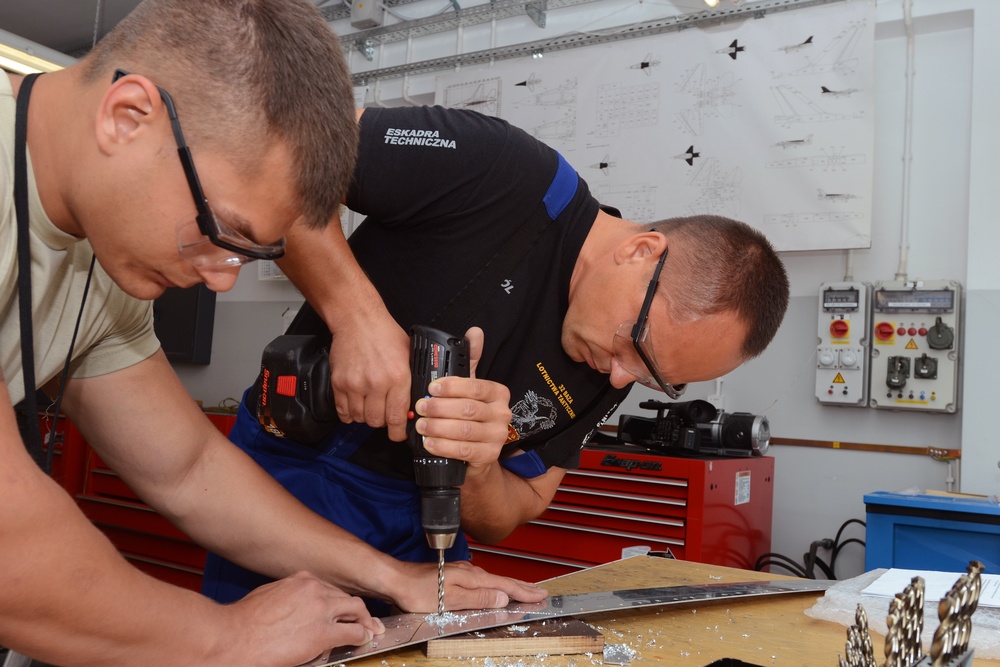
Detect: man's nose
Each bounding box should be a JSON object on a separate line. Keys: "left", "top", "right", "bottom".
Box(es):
{"left": 608, "top": 359, "right": 640, "bottom": 389}
{"left": 197, "top": 266, "right": 241, "bottom": 292}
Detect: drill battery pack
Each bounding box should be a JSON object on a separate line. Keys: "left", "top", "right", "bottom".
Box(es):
{"left": 256, "top": 334, "right": 338, "bottom": 444}
{"left": 255, "top": 326, "right": 471, "bottom": 449}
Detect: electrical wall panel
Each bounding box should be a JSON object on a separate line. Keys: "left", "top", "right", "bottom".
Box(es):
{"left": 816, "top": 281, "right": 870, "bottom": 407}
{"left": 868, "top": 280, "right": 962, "bottom": 413}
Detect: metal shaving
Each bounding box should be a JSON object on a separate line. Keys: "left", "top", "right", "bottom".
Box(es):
{"left": 602, "top": 643, "right": 637, "bottom": 665}
{"left": 423, "top": 610, "right": 470, "bottom": 627}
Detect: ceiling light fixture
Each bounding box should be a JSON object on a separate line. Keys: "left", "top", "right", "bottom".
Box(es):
{"left": 0, "top": 28, "right": 75, "bottom": 75}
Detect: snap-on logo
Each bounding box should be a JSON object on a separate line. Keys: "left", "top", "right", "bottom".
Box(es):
{"left": 600, "top": 454, "right": 662, "bottom": 472}
{"left": 260, "top": 368, "right": 270, "bottom": 406}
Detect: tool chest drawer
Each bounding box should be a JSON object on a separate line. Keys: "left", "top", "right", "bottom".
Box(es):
{"left": 469, "top": 445, "right": 773, "bottom": 581}
{"left": 560, "top": 469, "right": 691, "bottom": 503}
{"left": 552, "top": 485, "right": 687, "bottom": 518}
{"left": 539, "top": 504, "right": 686, "bottom": 540}
{"left": 499, "top": 519, "right": 687, "bottom": 564}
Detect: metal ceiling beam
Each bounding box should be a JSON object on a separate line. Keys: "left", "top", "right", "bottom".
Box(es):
{"left": 321, "top": 0, "right": 426, "bottom": 23}
{"left": 343, "top": 0, "right": 606, "bottom": 60}
{"left": 350, "top": 0, "right": 844, "bottom": 86}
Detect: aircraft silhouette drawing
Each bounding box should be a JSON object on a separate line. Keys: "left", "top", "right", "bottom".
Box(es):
{"left": 773, "top": 134, "right": 813, "bottom": 149}
{"left": 674, "top": 146, "right": 701, "bottom": 165}
{"left": 590, "top": 154, "right": 617, "bottom": 176}
{"left": 817, "top": 188, "right": 859, "bottom": 202}
{"left": 774, "top": 21, "right": 864, "bottom": 78}
{"left": 777, "top": 36, "right": 813, "bottom": 53}
{"left": 772, "top": 85, "right": 864, "bottom": 125}
{"left": 446, "top": 81, "right": 500, "bottom": 114}
{"left": 717, "top": 39, "right": 746, "bottom": 60}
{"left": 820, "top": 85, "right": 860, "bottom": 98}
{"left": 630, "top": 53, "right": 662, "bottom": 76}
{"left": 515, "top": 73, "right": 542, "bottom": 92}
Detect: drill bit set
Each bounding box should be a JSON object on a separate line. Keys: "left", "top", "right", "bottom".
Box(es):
{"left": 838, "top": 560, "right": 984, "bottom": 667}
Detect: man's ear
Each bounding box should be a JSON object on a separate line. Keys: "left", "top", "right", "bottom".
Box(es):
{"left": 614, "top": 231, "right": 667, "bottom": 266}
{"left": 94, "top": 74, "right": 164, "bottom": 156}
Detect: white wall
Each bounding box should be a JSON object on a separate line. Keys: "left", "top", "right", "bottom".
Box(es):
{"left": 173, "top": 0, "right": 997, "bottom": 580}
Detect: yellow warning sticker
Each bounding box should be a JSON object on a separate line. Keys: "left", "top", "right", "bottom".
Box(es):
{"left": 833, "top": 373, "right": 845, "bottom": 384}
{"left": 905, "top": 339, "right": 918, "bottom": 350}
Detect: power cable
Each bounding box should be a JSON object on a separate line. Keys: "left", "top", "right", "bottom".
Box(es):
{"left": 754, "top": 518, "right": 866, "bottom": 580}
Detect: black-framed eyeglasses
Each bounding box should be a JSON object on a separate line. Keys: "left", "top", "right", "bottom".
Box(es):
{"left": 612, "top": 247, "right": 687, "bottom": 399}
{"left": 112, "top": 69, "right": 286, "bottom": 265}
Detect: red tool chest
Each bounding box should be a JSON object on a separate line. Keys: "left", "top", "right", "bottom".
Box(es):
{"left": 42, "top": 418, "right": 772, "bottom": 591}
{"left": 468, "top": 445, "right": 774, "bottom": 583}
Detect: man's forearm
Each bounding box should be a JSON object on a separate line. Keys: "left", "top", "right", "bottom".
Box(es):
{"left": 160, "top": 432, "right": 408, "bottom": 601}
{"left": 0, "top": 432, "right": 232, "bottom": 664}
{"left": 277, "top": 218, "right": 383, "bottom": 333}
{"left": 459, "top": 461, "right": 562, "bottom": 544}
{"left": 59, "top": 354, "right": 406, "bottom": 605}
{"left": 277, "top": 217, "right": 412, "bottom": 439}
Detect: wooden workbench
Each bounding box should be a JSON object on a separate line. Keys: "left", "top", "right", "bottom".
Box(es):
{"left": 348, "top": 556, "right": 999, "bottom": 666}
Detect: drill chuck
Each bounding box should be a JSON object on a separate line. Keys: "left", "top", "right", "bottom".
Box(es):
{"left": 421, "top": 486, "right": 462, "bottom": 550}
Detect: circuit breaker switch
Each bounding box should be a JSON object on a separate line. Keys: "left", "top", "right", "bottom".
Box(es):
{"left": 885, "top": 356, "right": 910, "bottom": 390}
{"left": 927, "top": 316, "right": 955, "bottom": 350}
{"left": 875, "top": 322, "right": 895, "bottom": 341}
{"left": 914, "top": 353, "right": 938, "bottom": 380}
{"left": 830, "top": 319, "right": 850, "bottom": 338}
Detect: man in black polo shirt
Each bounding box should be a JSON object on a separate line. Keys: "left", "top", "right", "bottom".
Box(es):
{"left": 202, "top": 105, "right": 789, "bottom": 611}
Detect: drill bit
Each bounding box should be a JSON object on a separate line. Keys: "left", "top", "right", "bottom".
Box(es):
{"left": 437, "top": 548, "right": 445, "bottom": 615}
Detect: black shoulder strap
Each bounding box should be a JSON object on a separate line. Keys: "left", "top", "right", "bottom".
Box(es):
{"left": 14, "top": 73, "right": 44, "bottom": 467}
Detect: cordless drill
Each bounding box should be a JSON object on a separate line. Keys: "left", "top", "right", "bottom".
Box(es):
{"left": 406, "top": 326, "right": 470, "bottom": 614}
{"left": 256, "top": 325, "right": 469, "bottom": 612}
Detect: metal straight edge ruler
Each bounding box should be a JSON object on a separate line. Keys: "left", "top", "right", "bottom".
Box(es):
{"left": 301, "top": 578, "right": 832, "bottom": 666}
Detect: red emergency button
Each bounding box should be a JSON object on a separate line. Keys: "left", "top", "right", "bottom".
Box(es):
{"left": 276, "top": 375, "right": 297, "bottom": 397}
{"left": 908, "top": 327, "right": 917, "bottom": 336}
{"left": 875, "top": 322, "right": 895, "bottom": 340}
{"left": 918, "top": 327, "right": 927, "bottom": 336}
{"left": 897, "top": 327, "right": 906, "bottom": 336}
{"left": 830, "top": 320, "right": 850, "bottom": 338}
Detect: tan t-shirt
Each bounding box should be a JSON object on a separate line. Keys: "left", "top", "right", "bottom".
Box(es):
{"left": 0, "top": 74, "right": 160, "bottom": 405}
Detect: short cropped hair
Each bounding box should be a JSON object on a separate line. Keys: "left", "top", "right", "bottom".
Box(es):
{"left": 650, "top": 215, "right": 789, "bottom": 359}
{"left": 81, "top": 0, "right": 357, "bottom": 229}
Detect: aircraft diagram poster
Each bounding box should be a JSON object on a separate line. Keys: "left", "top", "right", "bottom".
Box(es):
{"left": 435, "top": 0, "right": 875, "bottom": 252}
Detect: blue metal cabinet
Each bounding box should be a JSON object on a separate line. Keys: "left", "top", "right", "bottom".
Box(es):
{"left": 865, "top": 491, "right": 1000, "bottom": 573}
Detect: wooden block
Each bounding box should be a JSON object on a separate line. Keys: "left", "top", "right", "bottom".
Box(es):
{"left": 424, "top": 618, "right": 604, "bottom": 659}
{"left": 923, "top": 489, "right": 988, "bottom": 499}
